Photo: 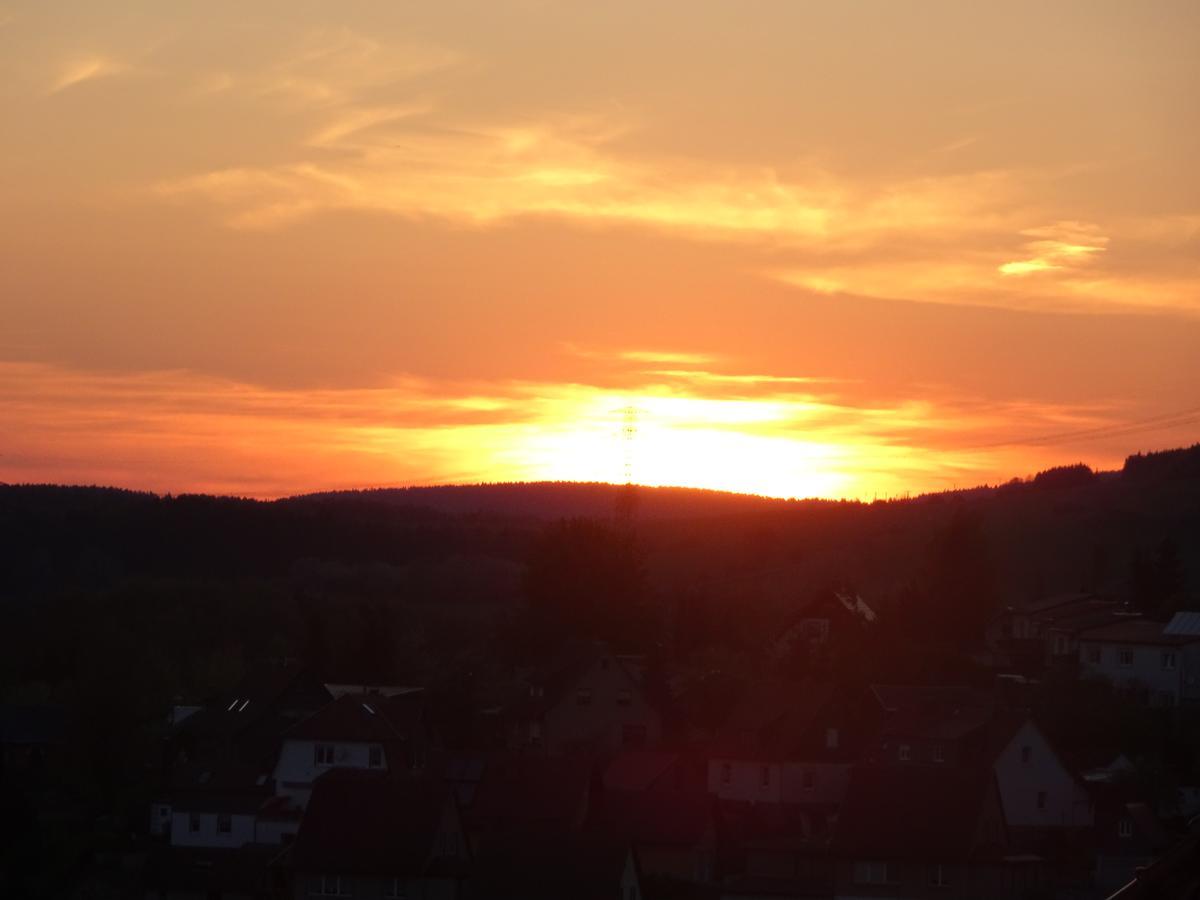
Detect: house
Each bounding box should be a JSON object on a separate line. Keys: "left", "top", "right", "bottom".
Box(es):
{"left": 591, "top": 789, "right": 718, "bottom": 885}
{"left": 150, "top": 760, "right": 273, "bottom": 849}
{"left": 707, "top": 681, "right": 854, "bottom": 810}
{"left": 985, "top": 593, "right": 1133, "bottom": 669}
{"left": 1077, "top": 617, "right": 1200, "bottom": 706}
{"left": 464, "top": 754, "right": 600, "bottom": 898}
{"left": 867, "top": 685, "right": 1094, "bottom": 836}
{"left": 272, "top": 692, "right": 428, "bottom": 810}
{"left": 169, "top": 662, "right": 333, "bottom": 769}
{"left": 286, "top": 769, "right": 470, "bottom": 900}
{"left": 508, "top": 644, "right": 662, "bottom": 755}
{"left": 770, "top": 591, "right": 877, "bottom": 662}
{"left": 1091, "top": 788, "right": 1173, "bottom": 896}
{"left": 717, "top": 802, "right": 835, "bottom": 900}
{"left": 829, "top": 765, "right": 1044, "bottom": 899}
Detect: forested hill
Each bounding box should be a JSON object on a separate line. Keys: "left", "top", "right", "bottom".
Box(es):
{"left": 1, "top": 442, "right": 1199, "bottom": 609}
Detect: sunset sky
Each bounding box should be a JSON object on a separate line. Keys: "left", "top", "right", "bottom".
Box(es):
{"left": 2, "top": 1, "right": 1199, "bottom": 499}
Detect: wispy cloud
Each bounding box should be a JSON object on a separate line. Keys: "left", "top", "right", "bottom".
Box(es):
{"left": 999, "top": 221, "right": 1108, "bottom": 276}
{"left": 0, "top": 361, "right": 1153, "bottom": 501}
{"left": 48, "top": 56, "right": 128, "bottom": 94}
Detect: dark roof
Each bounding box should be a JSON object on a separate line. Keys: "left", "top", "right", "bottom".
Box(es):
{"left": 0, "top": 705, "right": 67, "bottom": 744}
{"left": 285, "top": 692, "right": 424, "bottom": 744}
{"left": 1078, "top": 620, "right": 1200, "bottom": 646}
{"left": 831, "top": 765, "right": 1004, "bottom": 860}
{"left": 290, "top": 769, "right": 456, "bottom": 875}
{"left": 593, "top": 789, "right": 715, "bottom": 848}
{"left": 713, "top": 681, "right": 836, "bottom": 758}
{"left": 145, "top": 844, "right": 283, "bottom": 895}
{"left": 467, "top": 753, "right": 593, "bottom": 834}
{"left": 163, "top": 759, "right": 272, "bottom": 814}
{"left": 1106, "top": 830, "right": 1200, "bottom": 899}
{"left": 177, "top": 662, "right": 331, "bottom": 745}
{"left": 870, "top": 684, "right": 991, "bottom": 715}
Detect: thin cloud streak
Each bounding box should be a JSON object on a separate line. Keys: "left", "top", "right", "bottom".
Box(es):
{"left": 0, "top": 362, "right": 1162, "bottom": 501}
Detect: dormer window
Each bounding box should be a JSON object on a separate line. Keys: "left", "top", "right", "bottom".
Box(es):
{"left": 617, "top": 689, "right": 632, "bottom": 707}
{"left": 898, "top": 744, "right": 911, "bottom": 762}
{"left": 1118, "top": 818, "right": 1133, "bottom": 838}
{"left": 577, "top": 688, "right": 593, "bottom": 707}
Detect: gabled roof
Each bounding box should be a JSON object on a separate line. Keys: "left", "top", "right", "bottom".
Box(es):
{"left": 713, "top": 681, "right": 836, "bottom": 758}
{"left": 467, "top": 753, "right": 593, "bottom": 834}
{"left": 1164, "top": 611, "right": 1200, "bottom": 636}
{"left": 290, "top": 769, "right": 457, "bottom": 875}
{"left": 831, "top": 765, "right": 1004, "bottom": 860}
{"left": 593, "top": 789, "right": 715, "bottom": 849}
{"left": 177, "top": 662, "right": 330, "bottom": 743}
{"left": 163, "top": 759, "right": 272, "bottom": 813}
{"left": 285, "top": 692, "right": 424, "bottom": 744}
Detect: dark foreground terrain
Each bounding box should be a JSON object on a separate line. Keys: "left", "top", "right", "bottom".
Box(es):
{"left": 2, "top": 443, "right": 1200, "bottom": 898}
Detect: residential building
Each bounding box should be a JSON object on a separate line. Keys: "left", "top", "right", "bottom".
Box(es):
{"left": 1077, "top": 616, "right": 1200, "bottom": 706}
{"left": 508, "top": 644, "right": 662, "bottom": 755}
{"left": 286, "top": 769, "right": 469, "bottom": 900}
{"left": 272, "top": 692, "right": 428, "bottom": 809}
{"left": 707, "top": 681, "right": 854, "bottom": 810}
{"left": 829, "top": 765, "right": 1044, "bottom": 899}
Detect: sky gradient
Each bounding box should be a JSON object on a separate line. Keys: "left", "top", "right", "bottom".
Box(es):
{"left": 2, "top": 1, "right": 1199, "bottom": 499}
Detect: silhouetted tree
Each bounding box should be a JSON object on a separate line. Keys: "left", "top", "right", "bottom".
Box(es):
{"left": 520, "top": 518, "right": 650, "bottom": 656}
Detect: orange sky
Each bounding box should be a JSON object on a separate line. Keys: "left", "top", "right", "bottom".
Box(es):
{"left": 2, "top": 1, "right": 1198, "bottom": 499}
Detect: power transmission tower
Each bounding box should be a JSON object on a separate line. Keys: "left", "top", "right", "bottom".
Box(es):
{"left": 614, "top": 404, "right": 640, "bottom": 523}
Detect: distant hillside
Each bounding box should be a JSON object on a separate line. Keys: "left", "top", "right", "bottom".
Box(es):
{"left": 1, "top": 442, "right": 1198, "bottom": 610}
{"left": 289, "top": 481, "right": 801, "bottom": 520}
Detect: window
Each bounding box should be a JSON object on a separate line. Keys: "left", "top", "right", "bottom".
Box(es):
{"left": 1163, "top": 652, "right": 1177, "bottom": 670}
{"left": 929, "top": 863, "right": 950, "bottom": 887}
{"left": 529, "top": 721, "right": 542, "bottom": 747}
{"left": 217, "top": 813, "right": 231, "bottom": 834}
{"left": 189, "top": 813, "right": 201, "bottom": 833}
{"left": 1118, "top": 818, "right": 1133, "bottom": 839}
{"left": 313, "top": 875, "right": 350, "bottom": 896}
{"left": 622, "top": 723, "right": 647, "bottom": 749}
{"left": 721, "top": 763, "right": 732, "bottom": 785}
{"left": 932, "top": 743, "right": 945, "bottom": 764}
{"left": 384, "top": 878, "right": 406, "bottom": 899}
{"left": 825, "top": 727, "right": 839, "bottom": 750}
{"left": 314, "top": 744, "right": 335, "bottom": 766}
{"left": 1021, "top": 746, "right": 1031, "bottom": 765}
{"left": 600, "top": 657, "right": 610, "bottom": 670}
{"left": 368, "top": 745, "right": 383, "bottom": 768}
{"left": 1037, "top": 791, "right": 1047, "bottom": 810}
{"left": 617, "top": 689, "right": 632, "bottom": 707}
{"left": 1118, "top": 649, "right": 1134, "bottom": 668}
{"left": 576, "top": 688, "right": 593, "bottom": 707}
{"left": 853, "top": 861, "right": 894, "bottom": 884}
{"left": 1087, "top": 646, "right": 1101, "bottom": 664}
{"left": 760, "top": 766, "right": 770, "bottom": 787}
{"left": 898, "top": 744, "right": 911, "bottom": 762}
{"left": 801, "top": 769, "right": 815, "bottom": 791}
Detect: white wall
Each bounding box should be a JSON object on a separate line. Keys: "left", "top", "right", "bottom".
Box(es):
{"left": 170, "top": 811, "right": 256, "bottom": 848}
{"left": 993, "top": 721, "right": 1092, "bottom": 828}
{"left": 1079, "top": 642, "right": 1183, "bottom": 703}
{"left": 273, "top": 739, "right": 387, "bottom": 806}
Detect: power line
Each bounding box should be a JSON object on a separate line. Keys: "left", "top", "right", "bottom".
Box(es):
{"left": 966, "top": 403, "right": 1200, "bottom": 451}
